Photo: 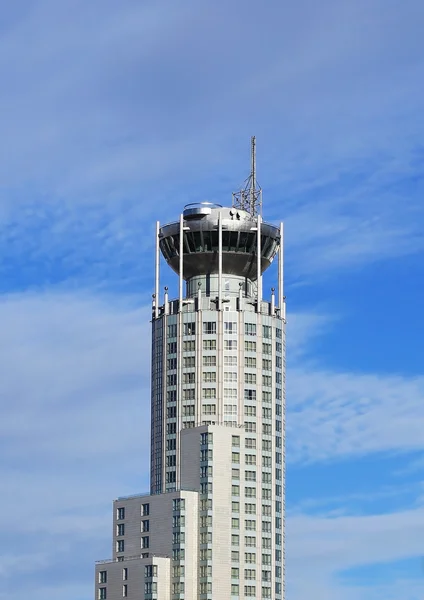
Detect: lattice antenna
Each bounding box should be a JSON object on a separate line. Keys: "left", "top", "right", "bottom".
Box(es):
{"left": 232, "top": 136, "right": 262, "bottom": 217}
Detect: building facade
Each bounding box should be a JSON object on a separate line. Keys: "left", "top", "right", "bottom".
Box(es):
{"left": 95, "top": 140, "right": 286, "bottom": 600}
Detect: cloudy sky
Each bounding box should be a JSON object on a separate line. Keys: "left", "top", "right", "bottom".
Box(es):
{"left": 1, "top": 0, "right": 424, "bottom": 598}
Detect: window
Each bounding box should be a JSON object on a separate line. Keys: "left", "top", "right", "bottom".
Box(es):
{"left": 245, "top": 323, "right": 256, "bottom": 336}
{"left": 263, "top": 440, "right": 272, "bottom": 451}
{"left": 245, "top": 569, "right": 256, "bottom": 579}
{"left": 203, "top": 322, "right": 216, "bottom": 334}
{"left": 201, "top": 432, "right": 213, "bottom": 445}
{"left": 262, "top": 521, "right": 272, "bottom": 533}
{"left": 245, "top": 552, "right": 256, "bottom": 563}
{"left": 244, "top": 406, "right": 256, "bottom": 417}
{"left": 183, "top": 322, "right": 195, "bottom": 335}
{"left": 232, "top": 468, "right": 240, "bottom": 479}
{"left": 232, "top": 518, "right": 240, "bottom": 529}
{"left": 167, "top": 373, "right": 177, "bottom": 386}
{"left": 201, "top": 448, "right": 213, "bottom": 461}
{"left": 116, "top": 540, "right": 124, "bottom": 553}
{"left": 263, "top": 325, "right": 271, "bottom": 338}
{"left": 142, "top": 503, "right": 150, "bottom": 516}
{"left": 245, "top": 470, "right": 256, "bottom": 481}
{"left": 262, "top": 537, "right": 272, "bottom": 549}
{"left": 203, "top": 371, "right": 216, "bottom": 383}
{"left": 203, "top": 387, "right": 216, "bottom": 399}
{"left": 245, "top": 340, "right": 256, "bottom": 352}
{"left": 168, "top": 323, "right": 177, "bottom": 337}
{"left": 276, "top": 341, "right": 282, "bottom": 353}
{"left": 245, "top": 536, "right": 256, "bottom": 547}
{"left": 232, "top": 501, "right": 240, "bottom": 513}
{"left": 167, "top": 357, "right": 177, "bottom": 370}
{"left": 245, "top": 373, "right": 256, "bottom": 384}
{"left": 232, "top": 551, "right": 240, "bottom": 562}
{"left": 232, "top": 485, "right": 240, "bottom": 496}
{"left": 245, "top": 586, "right": 256, "bottom": 597}
{"left": 183, "top": 340, "right": 195, "bottom": 351}
{"left": 201, "top": 465, "right": 213, "bottom": 478}
{"left": 203, "top": 355, "right": 216, "bottom": 366}
{"left": 167, "top": 390, "right": 177, "bottom": 403}
{"left": 245, "top": 356, "right": 256, "bottom": 368}
{"left": 244, "top": 389, "right": 256, "bottom": 401}
{"left": 203, "top": 339, "right": 216, "bottom": 351}
{"left": 122, "top": 584, "right": 128, "bottom": 598}
{"left": 142, "top": 520, "right": 149, "bottom": 532}
{"left": 183, "top": 372, "right": 195, "bottom": 384}
{"left": 262, "top": 586, "right": 272, "bottom": 598}
{"left": 203, "top": 404, "right": 216, "bottom": 415}
{"left": 141, "top": 536, "right": 149, "bottom": 549}
{"left": 263, "top": 342, "right": 272, "bottom": 355}
{"left": 262, "top": 489, "right": 272, "bottom": 500}
{"left": 168, "top": 341, "right": 177, "bottom": 354}
{"left": 232, "top": 452, "right": 240, "bottom": 463}
{"left": 224, "top": 355, "right": 237, "bottom": 366}
{"left": 245, "top": 519, "right": 256, "bottom": 530}
{"left": 167, "top": 422, "right": 176, "bottom": 434}
{"left": 182, "top": 404, "right": 195, "bottom": 416}
{"left": 245, "top": 487, "right": 256, "bottom": 498}
{"left": 245, "top": 438, "right": 256, "bottom": 449}
{"left": 263, "top": 424, "right": 272, "bottom": 435}
{"left": 117, "top": 507, "right": 125, "bottom": 521}
{"left": 262, "top": 359, "right": 271, "bottom": 371}
{"left": 263, "top": 408, "right": 272, "bottom": 419}
{"left": 245, "top": 503, "right": 256, "bottom": 514}
{"left": 262, "top": 472, "right": 272, "bottom": 484}
{"left": 224, "top": 339, "right": 237, "bottom": 351}
{"left": 262, "top": 553, "right": 271, "bottom": 565}
{"left": 224, "top": 388, "right": 237, "bottom": 399}
{"left": 224, "top": 321, "right": 237, "bottom": 334}
{"left": 122, "top": 568, "right": 128, "bottom": 581}
{"left": 231, "top": 534, "right": 240, "bottom": 546}
{"left": 231, "top": 584, "right": 239, "bottom": 595}
{"left": 262, "top": 375, "right": 272, "bottom": 387}
{"left": 245, "top": 422, "right": 256, "bottom": 433}
{"left": 184, "top": 356, "right": 195, "bottom": 368}
{"left": 245, "top": 454, "right": 256, "bottom": 465}
{"left": 224, "top": 371, "right": 237, "bottom": 382}
{"left": 231, "top": 567, "right": 239, "bottom": 578}
{"left": 117, "top": 524, "right": 125, "bottom": 536}
{"left": 263, "top": 391, "right": 272, "bottom": 404}
{"left": 99, "top": 588, "right": 107, "bottom": 600}
{"left": 99, "top": 571, "right": 107, "bottom": 584}
{"left": 232, "top": 435, "right": 240, "bottom": 447}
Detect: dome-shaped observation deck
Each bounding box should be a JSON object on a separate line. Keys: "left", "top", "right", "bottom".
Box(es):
{"left": 159, "top": 203, "right": 280, "bottom": 282}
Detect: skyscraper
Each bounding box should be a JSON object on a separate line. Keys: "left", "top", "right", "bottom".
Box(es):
{"left": 94, "top": 138, "right": 286, "bottom": 600}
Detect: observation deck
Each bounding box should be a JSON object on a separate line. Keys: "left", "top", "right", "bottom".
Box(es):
{"left": 159, "top": 203, "right": 280, "bottom": 282}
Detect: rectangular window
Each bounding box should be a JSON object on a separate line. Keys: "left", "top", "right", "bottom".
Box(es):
{"left": 183, "top": 372, "right": 195, "bottom": 384}
{"left": 122, "top": 584, "right": 128, "bottom": 598}
{"left": 245, "top": 422, "right": 256, "bottom": 433}
{"left": 262, "top": 553, "right": 271, "bottom": 565}
{"left": 245, "top": 470, "right": 256, "bottom": 481}
{"left": 231, "top": 534, "right": 240, "bottom": 546}
{"left": 245, "top": 373, "right": 257, "bottom": 384}
{"left": 203, "top": 371, "right": 216, "bottom": 383}
{"left": 203, "top": 387, "right": 216, "bottom": 399}
{"left": 232, "top": 452, "right": 240, "bottom": 463}
{"left": 183, "top": 340, "right": 195, "bottom": 351}
{"left": 224, "top": 388, "right": 237, "bottom": 399}
{"left": 245, "top": 519, "right": 256, "bottom": 530}
{"left": 263, "top": 424, "right": 272, "bottom": 435}
{"left": 202, "top": 404, "right": 216, "bottom": 415}
{"left": 224, "top": 339, "right": 237, "bottom": 351}
{"left": 262, "top": 375, "right": 272, "bottom": 387}
{"left": 203, "top": 321, "right": 216, "bottom": 334}
{"left": 183, "top": 322, "right": 195, "bottom": 335}
{"left": 203, "top": 355, "right": 216, "bottom": 366}
{"left": 168, "top": 324, "right": 177, "bottom": 337}
{"left": 203, "top": 339, "right": 216, "bottom": 351}
{"left": 117, "top": 507, "right": 125, "bottom": 521}
{"left": 244, "top": 389, "right": 256, "bottom": 402}
{"left": 245, "top": 487, "right": 256, "bottom": 498}
{"left": 142, "top": 503, "right": 150, "bottom": 516}
{"left": 245, "top": 438, "right": 256, "bottom": 449}
{"left": 232, "top": 468, "right": 240, "bottom": 479}
{"left": 245, "top": 503, "right": 256, "bottom": 514}
{"left": 142, "top": 520, "right": 149, "bottom": 532}
{"left": 244, "top": 406, "right": 256, "bottom": 417}
{"left": 245, "top": 356, "right": 256, "bottom": 368}
{"left": 231, "top": 585, "right": 239, "bottom": 595}
{"left": 245, "top": 552, "right": 256, "bottom": 563}
{"left": 232, "top": 501, "right": 240, "bottom": 512}
{"left": 167, "top": 357, "right": 177, "bottom": 370}
{"left": 122, "top": 568, "right": 128, "bottom": 581}
{"left": 232, "top": 551, "right": 240, "bottom": 562}
{"left": 224, "top": 371, "right": 237, "bottom": 382}
{"left": 232, "top": 518, "right": 240, "bottom": 529}
{"left": 231, "top": 567, "right": 240, "bottom": 578}
{"left": 167, "top": 374, "right": 177, "bottom": 386}
{"left": 141, "top": 536, "right": 149, "bottom": 549}
{"left": 245, "top": 323, "right": 256, "bottom": 336}
{"left": 183, "top": 356, "right": 195, "bottom": 368}
{"left": 117, "top": 524, "right": 125, "bottom": 536}
{"left": 168, "top": 341, "right": 177, "bottom": 354}
{"left": 224, "top": 321, "right": 237, "bottom": 334}
{"left": 99, "top": 571, "right": 107, "bottom": 584}
{"left": 263, "top": 342, "right": 272, "bottom": 355}
{"left": 245, "top": 340, "right": 256, "bottom": 352}
{"left": 245, "top": 454, "right": 256, "bottom": 465}
{"left": 262, "top": 359, "right": 272, "bottom": 371}
{"left": 116, "top": 540, "right": 124, "bottom": 553}
{"left": 245, "top": 568, "right": 256, "bottom": 579}
{"left": 232, "top": 435, "right": 240, "bottom": 447}
{"left": 232, "top": 485, "right": 240, "bottom": 496}
{"left": 263, "top": 325, "right": 271, "bottom": 338}
{"left": 224, "top": 355, "right": 237, "bottom": 366}
{"left": 99, "top": 588, "right": 107, "bottom": 600}
{"left": 245, "top": 536, "right": 256, "bottom": 547}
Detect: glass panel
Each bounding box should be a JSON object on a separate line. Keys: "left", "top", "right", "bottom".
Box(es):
{"left": 203, "top": 231, "right": 212, "bottom": 251}
{"left": 210, "top": 231, "right": 219, "bottom": 252}
{"left": 229, "top": 231, "right": 239, "bottom": 252}
{"left": 171, "top": 234, "right": 180, "bottom": 256}
{"left": 186, "top": 232, "right": 196, "bottom": 253}
{"left": 222, "top": 230, "right": 230, "bottom": 251}
{"left": 246, "top": 232, "right": 256, "bottom": 253}
{"left": 238, "top": 231, "right": 249, "bottom": 252}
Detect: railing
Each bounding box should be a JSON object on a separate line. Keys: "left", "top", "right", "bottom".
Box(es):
{"left": 96, "top": 554, "right": 170, "bottom": 565}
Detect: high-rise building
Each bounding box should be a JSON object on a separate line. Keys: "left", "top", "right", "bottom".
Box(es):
{"left": 94, "top": 138, "right": 286, "bottom": 600}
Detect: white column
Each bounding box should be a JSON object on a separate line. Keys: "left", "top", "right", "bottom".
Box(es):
{"left": 218, "top": 211, "right": 223, "bottom": 311}
{"left": 257, "top": 214, "right": 262, "bottom": 309}
{"left": 278, "top": 222, "right": 284, "bottom": 316}
{"left": 155, "top": 221, "right": 160, "bottom": 319}
{"left": 179, "top": 214, "right": 184, "bottom": 307}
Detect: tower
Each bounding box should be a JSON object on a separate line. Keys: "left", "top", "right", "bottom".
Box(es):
{"left": 95, "top": 138, "right": 286, "bottom": 600}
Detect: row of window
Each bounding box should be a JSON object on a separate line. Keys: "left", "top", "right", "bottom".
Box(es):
{"left": 231, "top": 535, "right": 275, "bottom": 548}
{"left": 167, "top": 338, "right": 283, "bottom": 353}
{"left": 230, "top": 568, "right": 272, "bottom": 580}
{"left": 168, "top": 323, "right": 279, "bottom": 338}
{"left": 116, "top": 503, "right": 149, "bottom": 521}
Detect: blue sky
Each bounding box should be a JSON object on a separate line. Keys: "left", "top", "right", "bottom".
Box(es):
{"left": 0, "top": 0, "right": 423, "bottom": 598}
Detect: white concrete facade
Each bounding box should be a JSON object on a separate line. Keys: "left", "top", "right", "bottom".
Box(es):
{"left": 94, "top": 197, "right": 285, "bottom": 600}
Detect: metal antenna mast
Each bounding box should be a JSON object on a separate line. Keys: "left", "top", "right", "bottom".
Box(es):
{"left": 233, "top": 136, "right": 262, "bottom": 217}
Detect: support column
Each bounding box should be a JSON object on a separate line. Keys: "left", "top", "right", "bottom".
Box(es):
{"left": 155, "top": 221, "right": 160, "bottom": 319}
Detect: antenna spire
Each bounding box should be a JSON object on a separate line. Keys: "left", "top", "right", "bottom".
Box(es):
{"left": 233, "top": 136, "right": 262, "bottom": 217}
